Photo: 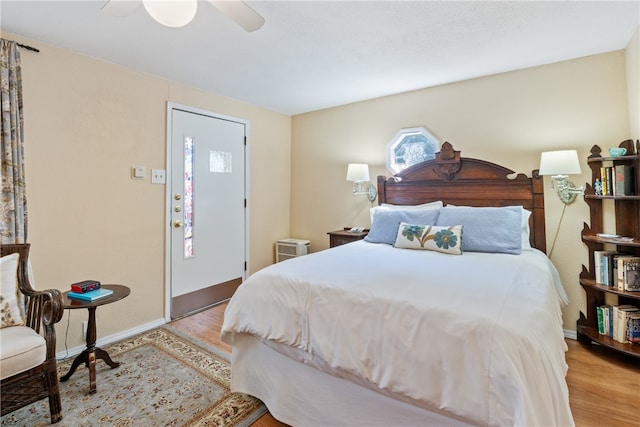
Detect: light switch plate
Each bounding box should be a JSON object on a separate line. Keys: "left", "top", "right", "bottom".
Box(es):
{"left": 151, "top": 169, "right": 166, "bottom": 184}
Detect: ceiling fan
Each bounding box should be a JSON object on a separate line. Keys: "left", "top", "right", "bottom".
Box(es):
{"left": 101, "top": 0, "right": 265, "bottom": 32}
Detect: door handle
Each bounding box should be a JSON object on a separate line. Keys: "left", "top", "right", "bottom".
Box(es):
{"left": 173, "top": 220, "right": 182, "bottom": 228}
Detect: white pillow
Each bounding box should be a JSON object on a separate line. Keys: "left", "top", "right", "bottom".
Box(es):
{"left": 520, "top": 208, "right": 532, "bottom": 251}
{"left": 1, "top": 253, "right": 26, "bottom": 328}
{"left": 370, "top": 201, "right": 443, "bottom": 224}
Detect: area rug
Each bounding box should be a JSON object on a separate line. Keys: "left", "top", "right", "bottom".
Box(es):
{"left": 1, "top": 326, "right": 266, "bottom": 426}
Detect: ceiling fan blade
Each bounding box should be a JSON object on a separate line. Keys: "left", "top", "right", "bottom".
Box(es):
{"left": 209, "top": 0, "right": 265, "bottom": 32}
{"left": 101, "top": 0, "right": 140, "bottom": 17}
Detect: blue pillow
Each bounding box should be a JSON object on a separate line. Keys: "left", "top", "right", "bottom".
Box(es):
{"left": 436, "top": 206, "right": 522, "bottom": 254}
{"left": 365, "top": 209, "right": 440, "bottom": 245}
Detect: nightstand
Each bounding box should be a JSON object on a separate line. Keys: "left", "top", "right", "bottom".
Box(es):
{"left": 327, "top": 228, "right": 369, "bottom": 248}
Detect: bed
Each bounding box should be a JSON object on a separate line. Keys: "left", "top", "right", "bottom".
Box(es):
{"left": 221, "top": 142, "right": 574, "bottom": 426}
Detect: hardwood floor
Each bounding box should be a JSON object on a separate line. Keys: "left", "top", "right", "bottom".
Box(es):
{"left": 170, "top": 302, "right": 640, "bottom": 427}
{"left": 169, "top": 303, "right": 286, "bottom": 427}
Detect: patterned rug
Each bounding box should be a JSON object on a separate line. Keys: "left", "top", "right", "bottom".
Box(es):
{"left": 1, "top": 326, "right": 266, "bottom": 426}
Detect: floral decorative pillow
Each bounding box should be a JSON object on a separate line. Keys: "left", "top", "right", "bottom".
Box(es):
{"left": 394, "top": 223, "right": 463, "bottom": 255}
{"left": 1, "top": 253, "right": 26, "bottom": 328}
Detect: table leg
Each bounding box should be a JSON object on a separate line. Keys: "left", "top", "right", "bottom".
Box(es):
{"left": 86, "top": 307, "right": 97, "bottom": 393}
{"left": 95, "top": 347, "right": 120, "bottom": 368}
{"left": 60, "top": 306, "right": 121, "bottom": 394}
{"left": 60, "top": 349, "right": 88, "bottom": 382}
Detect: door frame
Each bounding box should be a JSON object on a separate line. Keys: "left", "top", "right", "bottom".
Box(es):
{"left": 164, "top": 102, "right": 250, "bottom": 322}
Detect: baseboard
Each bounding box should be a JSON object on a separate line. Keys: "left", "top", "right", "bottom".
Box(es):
{"left": 564, "top": 329, "right": 577, "bottom": 340}
{"left": 56, "top": 318, "right": 166, "bottom": 360}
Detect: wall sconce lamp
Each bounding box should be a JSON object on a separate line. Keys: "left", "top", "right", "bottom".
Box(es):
{"left": 538, "top": 150, "right": 584, "bottom": 204}
{"left": 346, "top": 163, "right": 377, "bottom": 202}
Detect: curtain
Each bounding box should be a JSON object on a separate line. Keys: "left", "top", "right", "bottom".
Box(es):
{"left": 0, "top": 39, "right": 27, "bottom": 244}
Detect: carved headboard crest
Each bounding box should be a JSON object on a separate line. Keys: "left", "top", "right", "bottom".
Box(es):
{"left": 434, "top": 141, "right": 461, "bottom": 180}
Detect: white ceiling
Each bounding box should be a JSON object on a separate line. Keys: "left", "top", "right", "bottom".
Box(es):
{"left": 1, "top": 1, "right": 639, "bottom": 115}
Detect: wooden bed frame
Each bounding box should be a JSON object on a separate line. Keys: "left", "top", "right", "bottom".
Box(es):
{"left": 377, "top": 142, "right": 547, "bottom": 252}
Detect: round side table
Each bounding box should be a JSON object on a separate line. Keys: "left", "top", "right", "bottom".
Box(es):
{"left": 60, "top": 284, "right": 130, "bottom": 394}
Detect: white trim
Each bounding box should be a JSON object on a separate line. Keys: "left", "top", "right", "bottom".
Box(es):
{"left": 164, "top": 103, "right": 173, "bottom": 323}
{"left": 164, "top": 102, "right": 250, "bottom": 322}
{"left": 563, "top": 329, "right": 577, "bottom": 340}
{"left": 56, "top": 318, "right": 166, "bottom": 360}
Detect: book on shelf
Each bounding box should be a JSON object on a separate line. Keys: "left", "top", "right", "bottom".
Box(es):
{"left": 597, "top": 305, "right": 605, "bottom": 335}
{"left": 594, "top": 251, "right": 625, "bottom": 287}
{"left": 594, "top": 251, "right": 604, "bottom": 284}
{"left": 615, "top": 305, "right": 639, "bottom": 343}
{"left": 627, "top": 313, "right": 640, "bottom": 345}
{"left": 610, "top": 253, "right": 631, "bottom": 288}
{"left": 614, "top": 165, "right": 635, "bottom": 196}
{"left": 617, "top": 256, "right": 640, "bottom": 291}
{"left": 602, "top": 305, "right": 613, "bottom": 337}
{"left": 67, "top": 287, "right": 113, "bottom": 302}
{"left": 594, "top": 251, "right": 613, "bottom": 285}
{"left": 595, "top": 233, "right": 634, "bottom": 242}
{"left": 624, "top": 260, "right": 640, "bottom": 291}
{"left": 610, "top": 305, "right": 625, "bottom": 341}
{"left": 600, "top": 167, "right": 609, "bottom": 195}
{"left": 606, "top": 167, "right": 614, "bottom": 195}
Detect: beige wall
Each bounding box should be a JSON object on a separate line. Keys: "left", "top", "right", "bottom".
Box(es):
{"left": 5, "top": 32, "right": 291, "bottom": 351}
{"left": 627, "top": 27, "right": 639, "bottom": 140}
{"left": 291, "top": 50, "right": 634, "bottom": 333}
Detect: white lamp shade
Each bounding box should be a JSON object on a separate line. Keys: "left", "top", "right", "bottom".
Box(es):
{"left": 539, "top": 150, "right": 582, "bottom": 175}
{"left": 143, "top": 0, "right": 197, "bottom": 28}
{"left": 346, "top": 163, "right": 370, "bottom": 182}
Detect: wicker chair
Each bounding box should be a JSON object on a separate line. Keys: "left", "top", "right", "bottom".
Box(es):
{"left": 1, "top": 243, "right": 64, "bottom": 423}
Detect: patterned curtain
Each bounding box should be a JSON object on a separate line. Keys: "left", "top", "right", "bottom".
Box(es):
{"left": 0, "top": 39, "right": 27, "bottom": 244}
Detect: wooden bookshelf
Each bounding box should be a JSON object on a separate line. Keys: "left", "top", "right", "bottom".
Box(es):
{"left": 577, "top": 141, "right": 640, "bottom": 359}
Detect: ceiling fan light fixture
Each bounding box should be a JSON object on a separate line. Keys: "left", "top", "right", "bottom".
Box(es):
{"left": 209, "top": 0, "right": 265, "bottom": 32}
{"left": 142, "top": 0, "right": 197, "bottom": 28}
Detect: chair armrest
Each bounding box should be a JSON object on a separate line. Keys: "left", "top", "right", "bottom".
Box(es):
{"left": 41, "top": 288, "right": 64, "bottom": 326}
{"left": 24, "top": 288, "right": 64, "bottom": 334}
{"left": 23, "top": 288, "right": 65, "bottom": 361}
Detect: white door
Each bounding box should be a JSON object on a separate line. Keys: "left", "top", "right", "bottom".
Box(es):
{"left": 168, "top": 105, "right": 246, "bottom": 319}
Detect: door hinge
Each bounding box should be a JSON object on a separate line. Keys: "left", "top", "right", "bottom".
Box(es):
{"left": 244, "top": 136, "right": 247, "bottom": 146}
{"left": 244, "top": 261, "right": 247, "bottom": 271}
{"left": 244, "top": 198, "right": 247, "bottom": 208}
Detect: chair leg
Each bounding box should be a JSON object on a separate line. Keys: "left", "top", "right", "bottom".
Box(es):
{"left": 45, "top": 368, "right": 63, "bottom": 424}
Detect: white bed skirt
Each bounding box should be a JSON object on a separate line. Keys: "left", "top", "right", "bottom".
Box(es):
{"left": 231, "top": 333, "right": 475, "bottom": 427}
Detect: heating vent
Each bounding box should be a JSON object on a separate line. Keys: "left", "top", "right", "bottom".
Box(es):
{"left": 276, "top": 238, "right": 311, "bottom": 263}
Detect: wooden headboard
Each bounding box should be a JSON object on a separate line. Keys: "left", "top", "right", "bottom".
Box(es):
{"left": 377, "top": 142, "right": 546, "bottom": 252}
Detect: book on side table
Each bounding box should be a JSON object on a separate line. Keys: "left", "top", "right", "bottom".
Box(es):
{"left": 67, "top": 287, "right": 113, "bottom": 302}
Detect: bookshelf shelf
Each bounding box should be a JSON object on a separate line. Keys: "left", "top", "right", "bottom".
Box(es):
{"left": 588, "top": 154, "right": 640, "bottom": 163}
{"left": 582, "top": 234, "right": 640, "bottom": 247}
{"left": 579, "top": 278, "right": 640, "bottom": 299}
{"left": 576, "top": 324, "right": 640, "bottom": 358}
{"left": 577, "top": 141, "right": 640, "bottom": 359}
{"left": 584, "top": 194, "right": 640, "bottom": 201}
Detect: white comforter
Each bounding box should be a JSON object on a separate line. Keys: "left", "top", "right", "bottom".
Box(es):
{"left": 221, "top": 241, "right": 574, "bottom": 426}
